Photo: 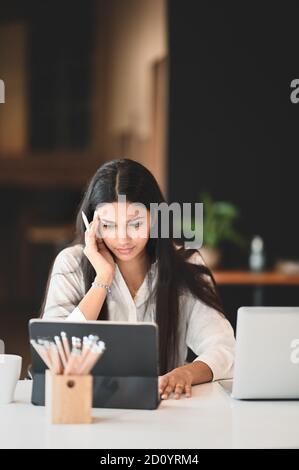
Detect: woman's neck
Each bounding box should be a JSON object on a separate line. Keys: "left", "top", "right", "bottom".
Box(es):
{"left": 116, "top": 250, "right": 150, "bottom": 294}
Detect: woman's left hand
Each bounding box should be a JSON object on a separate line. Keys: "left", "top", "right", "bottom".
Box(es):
{"left": 158, "top": 366, "right": 193, "bottom": 400}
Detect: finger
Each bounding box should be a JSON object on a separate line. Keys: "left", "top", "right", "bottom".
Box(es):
{"left": 89, "top": 216, "right": 100, "bottom": 240}
{"left": 91, "top": 217, "right": 98, "bottom": 234}
{"left": 85, "top": 222, "right": 98, "bottom": 249}
{"left": 96, "top": 223, "right": 103, "bottom": 241}
{"left": 158, "top": 376, "right": 168, "bottom": 395}
{"left": 161, "top": 383, "right": 175, "bottom": 400}
{"left": 173, "top": 383, "right": 185, "bottom": 400}
{"left": 86, "top": 226, "right": 96, "bottom": 243}
{"left": 184, "top": 384, "right": 192, "bottom": 398}
{"left": 84, "top": 229, "right": 91, "bottom": 245}
{"left": 93, "top": 216, "right": 103, "bottom": 240}
{"left": 85, "top": 222, "right": 94, "bottom": 242}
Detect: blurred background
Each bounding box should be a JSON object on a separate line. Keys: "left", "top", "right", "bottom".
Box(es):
{"left": 1, "top": 1, "right": 299, "bottom": 376}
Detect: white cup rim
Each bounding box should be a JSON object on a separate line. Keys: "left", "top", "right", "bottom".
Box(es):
{"left": 0, "top": 354, "right": 22, "bottom": 361}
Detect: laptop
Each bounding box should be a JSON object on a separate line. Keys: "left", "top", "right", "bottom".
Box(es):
{"left": 28, "top": 319, "right": 160, "bottom": 410}
{"left": 219, "top": 307, "right": 299, "bottom": 399}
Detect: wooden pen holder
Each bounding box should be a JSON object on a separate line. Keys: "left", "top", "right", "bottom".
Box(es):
{"left": 45, "top": 370, "right": 93, "bottom": 424}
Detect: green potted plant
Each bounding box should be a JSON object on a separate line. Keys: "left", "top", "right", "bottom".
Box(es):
{"left": 182, "top": 191, "right": 246, "bottom": 269}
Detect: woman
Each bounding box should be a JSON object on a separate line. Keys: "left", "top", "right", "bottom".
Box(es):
{"left": 41, "top": 158, "right": 235, "bottom": 399}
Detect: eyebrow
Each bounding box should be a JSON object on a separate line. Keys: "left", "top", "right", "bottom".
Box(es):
{"left": 100, "top": 216, "right": 145, "bottom": 223}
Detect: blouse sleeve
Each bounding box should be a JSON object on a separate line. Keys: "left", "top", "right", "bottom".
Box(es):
{"left": 42, "top": 246, "right": 86, "bottom": 321}
{"left": 185, "top": 249, "right": 236, "bottom": 381}
{"left": 185, "top": 299, "right": 235, "bottom": 381}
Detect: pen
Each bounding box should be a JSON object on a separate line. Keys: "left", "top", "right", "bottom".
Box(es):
{"left": 64, "top": 347, "right": 81, "bottom": 375}
{"left": 85, "top": 342, "right": 106, "bottom": 375}
{"left": 61, "top": 331, "right": 71, "bottom": 360}
{"left": 30, "top": 339, "right": 52, "bottom": 369}
{"left": 54, "top": 336, "right": 67, "bottom": 368}
{"left": 77, "top": 341, "right": 106, "bottom": 375}
{"left": 50, "top": 342, "right": 62, "bottom": 374}
{"left": 82, "top": 336, "right": 92, "bottom": 360}
{"left": 38, "top": 340, "right": 53, "bottom": 370}
{"left": 31, "top": 333, "right": 105, "bottom": 376}
{"left": 81, "top": 211, "right": 90, "bottom": 232}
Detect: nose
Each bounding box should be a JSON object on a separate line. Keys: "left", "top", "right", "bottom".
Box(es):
{"left": 116, "top": 224, "right": 132, "bottom": 243}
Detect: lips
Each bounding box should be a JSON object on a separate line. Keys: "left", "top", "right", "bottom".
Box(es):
{"left": 117, "top": 247, "right": 134, "bottom": 254}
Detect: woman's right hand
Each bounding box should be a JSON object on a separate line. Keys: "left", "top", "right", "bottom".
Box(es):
{"left": 83, "top": 211, "right": 115, "bottom": 282}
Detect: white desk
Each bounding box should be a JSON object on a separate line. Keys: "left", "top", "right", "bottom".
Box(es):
{"left": 0, "top": 380, "right": 299, "bottom": 449}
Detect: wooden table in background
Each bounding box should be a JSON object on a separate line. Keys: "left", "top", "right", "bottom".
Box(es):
{"left": 213, "top": 271, "right": 299, "bottom": 305}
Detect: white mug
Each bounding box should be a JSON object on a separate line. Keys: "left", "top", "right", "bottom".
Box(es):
{"left": 0, "top": 355, "right": 22, "bottom": 405}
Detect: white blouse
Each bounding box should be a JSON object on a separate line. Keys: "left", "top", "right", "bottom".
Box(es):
{"left": 42, "top": 244, "right": 235, "bottom": 381}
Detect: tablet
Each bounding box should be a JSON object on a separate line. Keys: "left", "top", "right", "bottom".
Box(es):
{"left": 28, "top": 319, "right": 160, "bottom": 410}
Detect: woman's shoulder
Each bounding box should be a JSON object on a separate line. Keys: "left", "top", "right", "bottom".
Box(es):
{"left": 52, "top": 243, "right": 84, "bottom": 274}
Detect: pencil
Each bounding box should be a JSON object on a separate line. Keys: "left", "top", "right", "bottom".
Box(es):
{"left": 64, "top": 348, "right": 81, "bottom": 375}
{"left": 32, "top": 333, "right": 105, "bottom": 376}
{"left": 61, "top": 331, "right": 71, "bottom": 360}
{"left": 50, "top": 342, "right": 62, "bottom": 374}
{"left": 30, "top": 340, "right": 52, "bottom": 369}
{"left": 77, "top": 341, "right": 105, "bottom": 375}
{"left": 54, "top": 336, "right": 67, "bottom": 368}
{"left": 38, "top": 339, "right": 53, "bottom": 371}
{"left": 81, "top": 211, "right": 90, "bottom": 232}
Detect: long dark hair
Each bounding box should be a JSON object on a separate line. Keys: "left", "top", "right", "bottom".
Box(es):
{"left": 40, "top": 158, "right": 226, "bottom": 374}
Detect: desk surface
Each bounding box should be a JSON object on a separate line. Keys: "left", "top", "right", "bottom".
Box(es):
{"left": 0, "top": 381, "right": 299, "bottom": 449}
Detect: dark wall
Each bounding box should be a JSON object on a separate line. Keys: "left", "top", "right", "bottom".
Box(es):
{"left": 0, "top": 0, "right": 95, "bottom": 151}
{"left": 168, "top": 3, "right": 299, "bottom": 267}
{"left": 29, "top": 0, "right": 95, "bottom": 150}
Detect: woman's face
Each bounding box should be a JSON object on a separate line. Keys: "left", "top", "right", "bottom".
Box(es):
{"left": 95, "top": 201, "right": 152, "bottom": 261}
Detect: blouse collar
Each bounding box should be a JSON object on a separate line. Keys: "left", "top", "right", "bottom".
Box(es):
{"left": 112, "top": 259, "right": 158, "bottom": 308}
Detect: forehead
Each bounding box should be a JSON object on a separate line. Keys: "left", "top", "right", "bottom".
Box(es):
{"left": 96, "top": 202, "right": 147, "bottom": 220}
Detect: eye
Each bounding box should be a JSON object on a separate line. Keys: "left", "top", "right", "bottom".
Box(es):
{"left": 128, "top": 221, "right": 143, "bottom": 230}
{"left": 102, "top": 223, "right": 115, "bottom": 230}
